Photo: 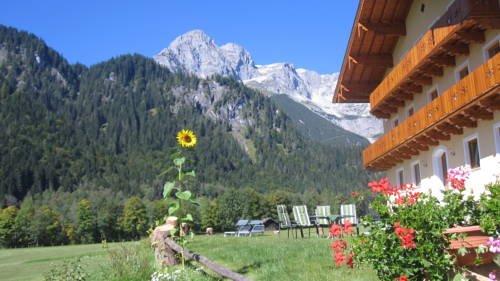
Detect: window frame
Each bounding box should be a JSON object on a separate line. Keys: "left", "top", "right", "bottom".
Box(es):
{"left": 483, "top": 34, "right": 500, "bottom": 61}
{"left": 494, "top": 122, "right": 500, "bottom": 157}
{"left": 432, "top": 146, "right": 449, "bottom": 185}
{"left": 455, "top": 60, "right": 470, "bottom": 82}
{"left": 396, "top": 167, "right": 405, "bottom": 187}
{"left": 406, "top": 104, "right": 415, "bottom": 118}
{"left": 411, "top": 161, "right": 421, "bottom": 186}
{"left": 463, "top": 133, "right": 481, "bottom": 169}
{"left": 427, "top": 87, "right": 439, "bottom": 103}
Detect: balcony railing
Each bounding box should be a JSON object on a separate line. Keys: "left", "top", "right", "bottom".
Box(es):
{"left": 369, "top": 0, "right": 500, "bottom": 118}
{"left": 363, "top": 53, "right": 500, "bottom": 170}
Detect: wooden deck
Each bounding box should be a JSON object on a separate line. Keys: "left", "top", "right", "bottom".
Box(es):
{"left": 364, "top": 54, "right": 500, "bottom": 170}
{"left": 369, "top": 0, "right": 500, "bottom": 118}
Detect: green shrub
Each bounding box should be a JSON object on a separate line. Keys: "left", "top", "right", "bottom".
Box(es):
{"left": 43, "top": 258, "right": 87, "bottom": 281}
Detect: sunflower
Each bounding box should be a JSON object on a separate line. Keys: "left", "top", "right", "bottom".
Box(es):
{"left": 176, "top": 129, "right": 197, "bottom": 148}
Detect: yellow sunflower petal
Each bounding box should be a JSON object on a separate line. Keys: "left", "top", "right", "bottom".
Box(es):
{"left": 176, "top": 129, "right": 197, "bottom": 148}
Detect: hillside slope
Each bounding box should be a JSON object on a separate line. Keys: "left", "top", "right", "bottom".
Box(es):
{"left": 0, "top": 25, "right": 372, "bottom": 203}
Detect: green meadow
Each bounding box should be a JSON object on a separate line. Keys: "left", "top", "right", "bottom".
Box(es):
{"left": 0, "top": 234, "right": 378, "bottom": 281}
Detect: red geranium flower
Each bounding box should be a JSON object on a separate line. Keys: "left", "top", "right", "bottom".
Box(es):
{"left": 346, "top": 253, "right": 354, "bottom": 268}
{"left": 330, "top": 239, "right": 347, "bottom": 252}
{"left": 397, "top": 275, "right": 408, "bottom": 281}
{"left": 329, "top": 224, "right": 342, "bottom": 237}
{"left": 368, "top": 177, "right": 395, "bottom": 195}
{"left": 343, "top": 219, "right": 353, "bottom": 235}
{"left": 334, "top": 251, "right": 345, "bottom": 266}
{"left": 394, "top": 223, "right": 416, "bottom": 249}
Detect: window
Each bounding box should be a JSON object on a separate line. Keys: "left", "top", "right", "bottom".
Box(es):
{"left": 495, "top": 122, "right": 500, "bottom": 156}
{"left": 484, "top": 37, "right": 500, "bottom": 60}
{"left": 412, "top": 162, "right": 421, "bottom": 186}
{"left": 393, "top": 118, "right": 399, "bottom": 128}
{"left": 440, "top": 153, "right": 448, "bottom": 182}
{"left": 397, "top": 169, "right": 404, "bottom": 187}
{"left": 407, "top": 107, "right": 414, "bottom": 117}
{"left": 464, "top": 135, "right": 480, "bottom": 168}
{"left": 429, "top": 89, "right": 438, "bottom": 102}
{"left": 433, "top": 146, "right": 449, "bottom": 185}
{"left": 456, "top": 63, "right": 469, "bottom": 81}
{"left": 487, "top": 42, "right": 500, "bottom": 59}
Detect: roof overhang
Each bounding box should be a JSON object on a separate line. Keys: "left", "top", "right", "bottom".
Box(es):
{"left": 333, "top": 0, "right": 413, "bottom": 103}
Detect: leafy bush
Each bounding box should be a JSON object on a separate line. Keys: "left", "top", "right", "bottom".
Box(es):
{"left": 43, "top": 258, "right": 87, "bottom": 281}
{"left": 352, "top": 171, "right": 499, "bottom": 281}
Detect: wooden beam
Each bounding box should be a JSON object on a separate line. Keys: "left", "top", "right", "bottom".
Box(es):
{"left": 408, "top": 140, "right": 429, "bottom": 151}
{"left": 358, "top": 21, "right": 406, "bottom": 36}
{"left": 388, "top": 97, "right": 405, "bottom": 107}
{"left": 400, "top": 83, "right": 423, "bottom": 93}
{"left": 341, "top": 82, "right": 378, "bottom": 93}
{"left": 443, "top": 43, "right": 470, "bottom": 55}
{"left": 412, "top": 76, "right": 433, "bottom": 85}
{"left": 436, "top": 122, "right": 463, "bottom": 135}
{"left": 457, "top": 30, "right": 485, "bottom": 43}
{"left": 416, "top": 135, "right": 439, "bottom": 146}
{"left": 395, "top": 90, "right": 414, "bottom": 101}
{"left": 430, "top": 55, "right": 456, "bottom": 66}
{"left": 349, "top": 54, "right": 393, "bottom": 67}
{"left": 426, "top": 65, "right": 444, "bottom": 76}
{"left": 399, "top": 146, "right": 419, "bottom": 156}
{"left": 427, "top": 129, "right": 451, "bottom": 141}
{"left": 371, "top": 110, "right": 389, "bottom": 119}
{"left": 463, "top": 105, "right": 494, "bottom": 120}
{"left": 450, "top": 114, "right": 478, "bottom": 128}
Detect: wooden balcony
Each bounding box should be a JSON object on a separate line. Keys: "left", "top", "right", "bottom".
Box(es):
{"left": 363, "top": 54, "right": 500, "bottom": 171}
{"left": 370, "top": 0, "right": 500, "bottom": 118}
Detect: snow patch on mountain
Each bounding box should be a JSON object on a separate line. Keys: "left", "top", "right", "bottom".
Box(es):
{"left": 154, "top": 30, "right": 382, "bottom": 142}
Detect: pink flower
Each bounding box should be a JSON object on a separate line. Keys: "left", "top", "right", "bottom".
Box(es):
{"left": 489, "top": 270, "right": 497, "bottom": 281}
{"left": 446, "top": 166, "right": 471, "bottom": 190}
{"left": 487, "top": 237, "right": 500, "bottom": 254}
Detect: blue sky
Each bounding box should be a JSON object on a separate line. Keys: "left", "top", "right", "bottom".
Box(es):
{"left": 1, "top": 1, "right": 357, "bottom": 74}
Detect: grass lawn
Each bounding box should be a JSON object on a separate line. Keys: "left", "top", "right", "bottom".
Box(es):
{"left": 0, "top": 241, "right": 135, "bottom": 281}
{"left": 0, "top": 233, "right": 379, "bottom": 281}
{"left": 189, "top": 232, "right": 379, "bottom": 281}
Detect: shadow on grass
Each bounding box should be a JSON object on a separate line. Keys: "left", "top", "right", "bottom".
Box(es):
{"left": 236, "top": 260, "right": 267, "bottom": 274}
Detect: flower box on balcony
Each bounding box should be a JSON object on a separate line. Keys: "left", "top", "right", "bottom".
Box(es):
{"left": 444, "top": 225, "right": 494, "bottom": 266}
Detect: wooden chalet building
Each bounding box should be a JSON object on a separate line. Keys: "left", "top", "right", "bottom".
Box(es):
{"left": 334, "top": 0, "right": 500, "bottom": 198}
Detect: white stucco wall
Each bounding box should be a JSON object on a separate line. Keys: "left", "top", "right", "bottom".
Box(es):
{"left": 387, "top": 112, "right": 500, "bottom": 200}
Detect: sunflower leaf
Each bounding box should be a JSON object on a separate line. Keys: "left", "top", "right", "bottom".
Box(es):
{"left": 173, "top": 157, "right": 185, "bottom": 166}
{"left": 168, "top": 202, "right": 180, "bottom": 215}
{"left": 176, "top": 190, "right": 192, "bottom": 201}
{"left": 185, "top": 170, "right": 196, "bottom": 177}
{"left": 163, "top": 181, "right": 175, "bottom": 198}
{"left": 182, "top": 214, "right": 193, "bottom": 222}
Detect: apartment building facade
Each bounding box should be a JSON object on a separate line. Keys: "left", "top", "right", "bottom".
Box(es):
{"left": 334, "top": 0, "right": 500, "bottom": 198}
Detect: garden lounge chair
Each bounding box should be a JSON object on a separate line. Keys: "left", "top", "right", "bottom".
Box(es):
{"left": 315, "top": 205, "right": 331, "bottom": 237}
{"left": 292, "top": 205, "right": 319, "bottom": 238}
{"left": 276, "top": 205, "right": 296, "bottom": 238}
{"left": 249, "top": 220, "right": 265, "bottom": 236}
{"left": 224, "top": 219, "right": 249, "bottom": 237}
{"left": 340, "top": 204, "right": 359, "bottom": 235}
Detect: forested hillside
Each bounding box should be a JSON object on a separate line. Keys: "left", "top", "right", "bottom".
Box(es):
{"left": 0, "top": 26, "right": 376, "bottom": 246}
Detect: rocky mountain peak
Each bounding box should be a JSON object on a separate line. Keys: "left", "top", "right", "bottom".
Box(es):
{"left": 154, "top": 30, "right": 382, "bottom": 142}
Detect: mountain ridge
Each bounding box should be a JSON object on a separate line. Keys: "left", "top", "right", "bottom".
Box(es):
{"left": 0, "top": 25, "right": 372, "bottom": 202}
{"left": 154, "top": 30, "right": 382, "bottom": 142}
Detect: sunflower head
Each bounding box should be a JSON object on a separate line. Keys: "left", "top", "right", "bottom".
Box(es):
{"left": 176, "top": 129, "right": 197, "bottom": 148}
